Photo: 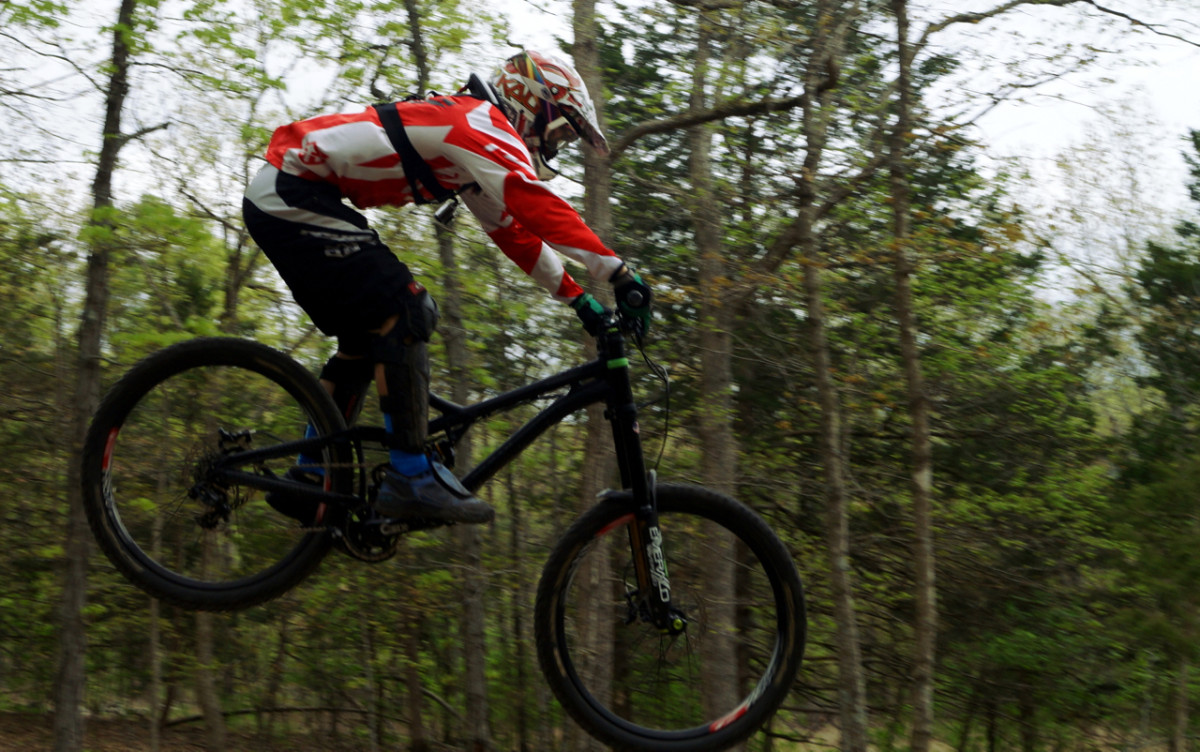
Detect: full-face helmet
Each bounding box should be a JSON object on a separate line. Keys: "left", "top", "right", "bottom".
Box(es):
{"left": 491, "top": 50, "right": 609, "bottom": 178}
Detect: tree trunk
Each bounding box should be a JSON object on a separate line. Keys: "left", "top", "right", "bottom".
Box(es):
{"left": 261, "top": 618, "right": 289, "bottom": 737}
{"left": 149, "top": 503, "right": 165, "bottom": 752}
{"left": 359, "top": 609, "right": 381, "bottom": 752}
{"left": 571, "top": 7, "right": 618, "bottom": 750}
{"left": 402, "top": 567, "right": 429, "bottom": 752}
{"left": 508, "top": 471, "right": 530, "bottom": 752}
{"left": 53, "top": 1, "right": 139, "bottom": 749}
{"left": 890, "top": 2, "right": 937, "bottom": 749}
{"left": 685, "top": 15, "right": 740, "bottom": 732}
{"left": 796, "top": 4, "right": 871, "bottom": 749}
{"left": 803, "top": 238, "right": 870, "bottom": 752}
{"left": 434, "top": 222, "right": 491, "bottom": 750}
{"left": 955, "top": 684, "right": 978, "bottom": 752}
{"left": 195, "top": 540, "right": 226, "bottom": 751}
{"left": 148, "top": 595, "right": 161, "bottom": 752}
{"left": 1017, "top": 679, "right": 1037, "bottom": 752}
{"left": 401, "top": 0, "right": 492, "bottom": 738}
{"left": 986, "top": 696, "right": 998, "bottom": 752}
{"left": 455, "top": 523, "right": 491, "bottom": 751}
{"left": 1172, "top": 657, "right": 1189, "bottom": 752}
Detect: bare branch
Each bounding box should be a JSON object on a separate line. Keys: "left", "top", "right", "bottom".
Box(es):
{"left": 920, "top": 0, "right": 1085, "bottom": 46}
{"left": 114, "top": 120, "right": 170, "bottom": 149}
{"left": 920, "top": 0, "right": 1200, "bottom": 50}
{"left": 179, "top": 187, "right": 242, "bottom": 236}
{"left": 609, "top": 94, "right": 803, "bottom": 159}
{"left": 1083, "top": 0, "right": 1200, "bottom": 48}
{"left": 0, "top": 28, "right": 102, "bottom": 93}
{"left": 667, "top": 0, "right": 745, "bottom": 10}
{"left": 949, "top": 67, "right": 1076, "bottom": 130}
{"left": 0, "top": 158, "right": 94, "bottom": 165}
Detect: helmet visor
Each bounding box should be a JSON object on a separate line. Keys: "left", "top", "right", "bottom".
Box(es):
{"left": 533, "top": 104, "right": 579, "bottom": 164}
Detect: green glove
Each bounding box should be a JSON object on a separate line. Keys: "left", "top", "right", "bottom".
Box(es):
{"left": 611, "top": 266, "right": 652, "bottom": 331}
{"left": 571, "top": 293, "right": 610, "bottom": 335}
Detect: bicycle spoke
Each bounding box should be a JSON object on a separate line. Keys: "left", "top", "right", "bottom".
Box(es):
{"left": 537, "top": 484, "right": 804, "bottom": 750}
{"left": 101, "top": 362, "right": 323, "bottom": 585}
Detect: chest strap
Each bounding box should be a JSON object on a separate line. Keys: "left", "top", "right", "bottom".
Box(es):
{"left": 372, "top": 102, "right": 456, "bottom": 206}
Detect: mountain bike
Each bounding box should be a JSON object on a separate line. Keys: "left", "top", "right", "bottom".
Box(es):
{"left": 81, "top": 311, "right": 806, "bottom": 752}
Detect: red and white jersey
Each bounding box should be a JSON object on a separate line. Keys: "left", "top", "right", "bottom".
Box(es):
{"left": 253, "top": 95, "right": 622, "bottom": 301}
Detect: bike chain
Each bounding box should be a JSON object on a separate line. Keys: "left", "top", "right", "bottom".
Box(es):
{"left": 292, "top": 461, "right": 406, "bottom": 563}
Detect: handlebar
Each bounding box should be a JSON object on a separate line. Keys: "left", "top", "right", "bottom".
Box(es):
{"left": 598, "top": 308, "right": 647, "bottom": 350}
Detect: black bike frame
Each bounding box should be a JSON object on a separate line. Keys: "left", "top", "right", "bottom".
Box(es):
{"left": 228, "top": 327, "right": 650, "bottom": 500}
{"left": 429, "top": 326, "right": 653, "bottom": 502}
{"left": 213, "top": 322, "right": 675, "bottom": 628}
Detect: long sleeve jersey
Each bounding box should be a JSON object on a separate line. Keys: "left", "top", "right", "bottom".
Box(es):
{"left": 259, "top": 95, "right": 623, "bottom": 301}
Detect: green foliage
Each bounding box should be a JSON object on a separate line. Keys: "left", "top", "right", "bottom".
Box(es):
{"left": 1109, "top": 132, "right": 1200, "bottom": 710}
{"left": 0, "top": 185, "right": 80, "bottom": 711}
{"left": 3, "top": 0, "right": 1200, "bottom": 749}
{"left": 104, "top": 196, "right": 226, "bottom": 359}
{"left": 0, "top": 0, "right": 67, "bottom": 28}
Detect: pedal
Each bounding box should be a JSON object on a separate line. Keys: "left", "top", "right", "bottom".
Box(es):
{"left": 380, "top": 517, "right": 451, "bottom": 536}
{"left": 379, "top": 520, "right": 408, "bottom": 536}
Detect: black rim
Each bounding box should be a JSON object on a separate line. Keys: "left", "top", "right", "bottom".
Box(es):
{"left": 92, "top": 342, "right": 338, "bottom": 598}
{"left": 547, "top": 495, "right": 801, "bottom": 745}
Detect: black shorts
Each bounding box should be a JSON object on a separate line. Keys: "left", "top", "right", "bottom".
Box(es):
{"left": 242, "top": 168, "right": 417, "bottom": 343}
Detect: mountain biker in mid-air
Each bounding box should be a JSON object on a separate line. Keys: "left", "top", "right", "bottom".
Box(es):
{"left": 242, "top": 49, "right": 652, "bottom": 527}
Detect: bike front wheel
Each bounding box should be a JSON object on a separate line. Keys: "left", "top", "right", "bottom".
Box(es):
{"left": 535, "top": 483, "right": 806, "bottom": 752}
{"left": 81, "top": 338, "right": 352, "bottom": 611}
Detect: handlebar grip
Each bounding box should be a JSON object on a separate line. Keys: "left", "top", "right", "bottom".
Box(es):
{"left": 626, "top": 291, "right": 644, "bottom": 307}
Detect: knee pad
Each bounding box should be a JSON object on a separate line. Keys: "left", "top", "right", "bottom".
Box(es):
{"left": 397, "top": 283, "right": 440, "bottom": 343}
{"left": 318, "top": 355, "right": 375, "bottom": 423}
{"left": 372, "top": 328, "right": 430, "bottom": 453}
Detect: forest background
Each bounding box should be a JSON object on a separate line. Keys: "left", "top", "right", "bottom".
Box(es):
{"left": 4, "top": 0, "right": 1200, "bottom": 750}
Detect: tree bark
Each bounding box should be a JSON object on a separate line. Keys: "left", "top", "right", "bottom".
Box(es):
{"left": 794, "top": 3, "right": 871, "bottom": 749}
{"left": 149, "top": 497, "right": 166, "bottom": 752}
{"left": 803, "top": 227, "right": 871, "bottom": 752}
{"left": 53, "top": 0, "right": 138, "bottom": 749}
{"left": 889, "top": 2, "right": 937, "bottom": 750}
{"left": 685, "top": 13, "right": 740, "bottom": 732}
{"left": 571, "top": 7, "right": 617, "bottom": 749}
{"left": 1172, "top": 657, "right": 1189, "bottom": 752}
{"left": 508, "top": 471, "right": 530, "bottom": 752}
{"left": 455, "top": 520, "right": 491, "bottom": 751}
{"left": 195, "top": 539, "right": 227, "bottom": 751}
{"left": 401, "top": 554, "right": 429, "bottom": 752}
{"left": 435, "top": 222, "right": 491, "bottom": 750}
{"left": 260, "top": 618, "right": 289, "bottom": 737}
{"left": 1016, "top": 678, "right": 1037, "bottom": 752}
{"left": 782, "top": 2, "right": 868, "bottom": 748}
{"left": 148, "top": 594, "right": 161, "bottom": 752}
{"left": 401, "top": 0, "right": 493, "bottom": 740}
{"left": 358, "top": 610, "right": 381, "bottom": 752}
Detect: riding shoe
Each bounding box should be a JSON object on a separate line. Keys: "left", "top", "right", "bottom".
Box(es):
{"left": 264, "top": 466, "right": 325, "bottom": 525}
{"left": 375, "top": 462, "right": 494, "bottom": 524}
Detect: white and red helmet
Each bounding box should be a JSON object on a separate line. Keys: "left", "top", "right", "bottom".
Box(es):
{"left": 491, "top": 50, "right": 609, "bottom": 177}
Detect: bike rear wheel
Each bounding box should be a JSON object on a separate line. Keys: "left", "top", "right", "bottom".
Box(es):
{"left": 535, "top": 483, "right": 805, "bottom": 752}
{"left": 81, "top": 338, "right": 351, "bottom": 611}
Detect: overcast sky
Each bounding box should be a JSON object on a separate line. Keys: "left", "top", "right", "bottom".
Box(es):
{"left": 6, "top": 0, "right": 1197, "bottom": 227}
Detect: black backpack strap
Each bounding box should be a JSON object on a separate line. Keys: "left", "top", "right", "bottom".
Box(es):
{"left": 373, "top": 102, "right": 456, "bottom": 206}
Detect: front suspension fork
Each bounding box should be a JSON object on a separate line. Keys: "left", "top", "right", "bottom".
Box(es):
{"left": 622, "top": 474, "right": 686, "bottom": 635}
{"left": 601, "top": 331, "right": 684, "bottom": 634}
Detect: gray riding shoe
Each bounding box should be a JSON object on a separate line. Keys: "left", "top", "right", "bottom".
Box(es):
{"left": 375, "top": 462, "right": 494, "bottom": 524}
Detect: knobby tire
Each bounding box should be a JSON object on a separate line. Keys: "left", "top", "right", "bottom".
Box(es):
{"left": 535, "top": 483, "right": 806, "bottom": 752}
{"left": 80, "top": 338, "right": 349, "bottom": 611}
